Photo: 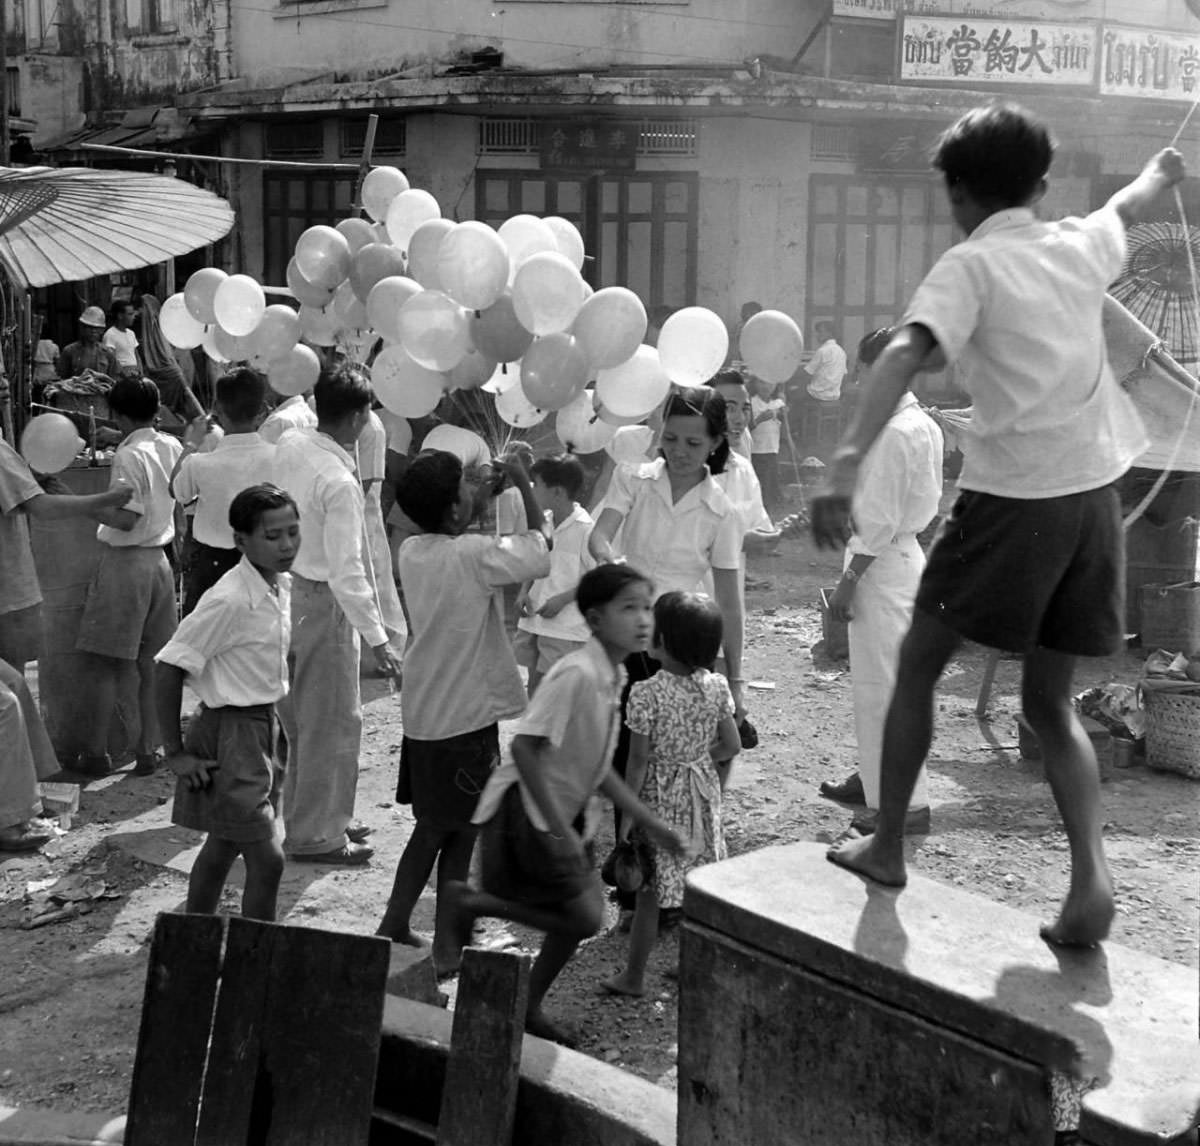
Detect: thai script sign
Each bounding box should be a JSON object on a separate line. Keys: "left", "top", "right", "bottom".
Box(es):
{"left": 899, "top": 16, "right": 1097, "bottom": 86}
{"left": 836, "top": 0, "right": 1100, "bottom": 22}
{"left": 1099, "top": 25, "right": 1200, "bottom": 101}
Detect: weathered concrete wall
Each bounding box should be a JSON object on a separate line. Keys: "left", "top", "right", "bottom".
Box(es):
{"left": 21, "top": 55, "right": 87, "bottom": 145}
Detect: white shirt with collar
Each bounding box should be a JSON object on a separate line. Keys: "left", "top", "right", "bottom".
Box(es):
{"left": 848, "top": 393, "right": 943, "bottom": 558}
{"left": 259, "top": 394, "right": 318, "bottom": 445}
{"left": 805, "top": 338, "right": 847, "bottom": 401}
{"left": 98, "top": 427, "right": 182, "bottom": 548}
{"left": 518, "top": 502, "right": 596, "bottom": 642}
{"left": 715, "top": 450, "right": 773, "bottom": 537}
{"left": 600, "top": 458, "right": 742, "bottom": 596}
{"left": 173, "top": 431, "right": 276, "bottom": 549}
{"left": 273, "top": 428, "right": 388, "bottom": 648}
{"left": 155, "top": 556, "right": 290, "bottom": 708}
{"left": 903, "top": 204, "right": 1147, "bottom": 499}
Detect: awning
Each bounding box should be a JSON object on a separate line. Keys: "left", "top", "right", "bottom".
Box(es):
{"left": 38, "top": 107, "right": 212, "bottom": 154}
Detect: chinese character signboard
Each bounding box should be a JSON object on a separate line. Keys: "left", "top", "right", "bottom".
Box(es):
{"left": 1100, "top": 26, "right": 1200, "bottom": 102}
{"left": 899, "top": 16, "right": 1097, "bottom": 87}
{"left": 540, "top": 121, "right": 638, "bottom": 171}
{"left": 837, "top": 0, "right": 1101, "bottom": 22}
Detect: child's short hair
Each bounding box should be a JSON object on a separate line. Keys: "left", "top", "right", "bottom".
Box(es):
{"left": 576, "top": 563, "right": 653, "bottom": 617}
{"left": 932, "top": 103, "right": 1053, "bottom": 208}
{"left": 314, "top": 363, "right": 373, "bottom": 423}
{"left": 229, "top": 483, "right": 298, "bottom": 535}
{"left": 707, "top": 368, "right": 746, "bottom": 392}
{"left": 654, "top": 590, "right": 723, "bottom": 672}
{"left": 397, "top": 449, "right": 463, "bottom": 533}
{"left": 108, "top": 376, "right": 160, "bottom": 422}
{"left": 857, "top": 327, "right": 895, "bottom": 369}
{"left": 109, "top": 300, "right": 135, "bottom": 323}
{"left": 530, "top": 452, "right": 585, "bottom": 501}
{"left": 216, "top": 367, "right": 268, "bottom": 425}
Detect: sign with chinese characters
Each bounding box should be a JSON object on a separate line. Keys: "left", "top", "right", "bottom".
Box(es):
{"left": 899, "top": 16, "right": 1098, "bottom": 86}
{"left": 836, "top": 0, "right": 1101, "bottom": 22}
{"left": 1099, "top": 25, "right": 1200, "bottom": 102}
{"left": 540, "top": 121, "right": 638, "bottom": 171}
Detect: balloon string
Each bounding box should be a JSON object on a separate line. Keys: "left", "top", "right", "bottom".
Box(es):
{"left": 1171, "top": 94, "right": 1200, "bottom": 149}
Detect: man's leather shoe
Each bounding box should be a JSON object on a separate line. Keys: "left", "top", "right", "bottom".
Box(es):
{"left": 819, "top": 771, "right": 866, "bottom": 805}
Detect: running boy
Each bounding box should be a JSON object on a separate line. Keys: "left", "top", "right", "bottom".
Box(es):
{"left": 155, "top": 484, "right": 299, "bottom": 921}
{"left": 447, "top": 564, "right": 691, "bottom": 1046}
{"left": 515, "top": 452, "right": 596, "bottom": 693}
{"left": 812, "top": 103, "right": 1185, "bottom": 948}
{"left": 376, "top": 447, "right": 550, "bottom": 976}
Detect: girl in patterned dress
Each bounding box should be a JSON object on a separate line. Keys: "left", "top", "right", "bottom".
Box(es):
{"left": 601, "top": 590, "right": 741, "bottom": 997}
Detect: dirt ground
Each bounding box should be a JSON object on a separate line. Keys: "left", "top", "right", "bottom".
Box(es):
{"left": 1, "top": 521, "right": 1197, "bottom": 1120}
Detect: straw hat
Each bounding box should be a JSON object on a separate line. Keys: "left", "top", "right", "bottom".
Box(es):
{"left": 79, "top": 305, "right": 105, "bottom": 327}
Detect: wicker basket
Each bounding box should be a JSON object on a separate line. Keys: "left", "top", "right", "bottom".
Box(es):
{"left": 1140, "top": 580, "right": 1200, "bottom": 655}
{"left": 1143, "top": 689, "right": 1200, "bottom": 780}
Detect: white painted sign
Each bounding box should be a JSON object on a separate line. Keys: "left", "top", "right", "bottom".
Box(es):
{"left": 836, "top": 0, "right": 1101, "bottom": 22}
{"left": 899, "top": 16, "right": 1098, "bottom": 86}
{"left": 1099, "top": 25, "right": 1200, "bottom": 102}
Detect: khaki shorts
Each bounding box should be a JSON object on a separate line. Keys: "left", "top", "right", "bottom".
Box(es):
{"left": 513, "top": 629, "right": 585, "bottom": 674}
{"left": 76, "top": 546, "right": 176, "bottom": 662}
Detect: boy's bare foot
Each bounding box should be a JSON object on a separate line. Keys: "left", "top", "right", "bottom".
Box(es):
{"left": 376, "top": 927, "right": 430, "bottom": 949}
{"left": 434, "top": 880, "right": 477, "bottom": 978}
{"left": 599, "top": 974, "right": 645, "bottom": 998}
{"left": 525, "top": 1008, "right": 579, "bottom": 1048}
{"left": 1039, "top": 874, "right": 1115, "bottom": 949}
{"left": 826, "top": 834, "right": 908, "bottom": 888}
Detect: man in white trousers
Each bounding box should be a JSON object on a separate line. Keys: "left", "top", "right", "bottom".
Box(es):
{"left": 818, "top": 327, "right": 943, "bottom": 836}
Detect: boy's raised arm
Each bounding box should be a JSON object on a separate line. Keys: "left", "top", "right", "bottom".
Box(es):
{"left": 1109, "top": 148, "right": 1186, "bottom": 229}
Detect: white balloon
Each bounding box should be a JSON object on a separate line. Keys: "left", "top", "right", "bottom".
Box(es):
{"left": 511, "top": 251, "right": 588, "bottom": 336}
{"left": 406, "top": 218, "right": 456, "bottom": 291}
{"left": 366, "top": 275, "right": 423, "bottom": 344}
{"left": 495, "top": 382, "right": 549, "bottom": 428}
{"left": 268, "top": 344, "right": 321, "bottom": 397}
{"left": 544, "top": 215, "right": 586, "bottom": 272}
{"left": 385, "top": 189, "right": 441, "bottom": 254}
{"left": 605, "top": 424, "right": 655, "bottom": 465}
{"left": 298, "top": 305, "right": 339, "bottom": 347}
{"left": 212, "top": 274, "right": 267, "bottom": 338}
{"left": 555, "top": 388, "right": 617, "bottom": 454}
{"left": 438, "top": 221, "right": 511, "bottom": 312}
{"left": 160, "top": 292, "right": 205, "bottom": 350}
{"left": 372, "top": 345, "right": 446, "bottom": 418}
{"left": 595, "top": 344, "right": 671, "bottom": 419}
{"left": 423, "top": 424, "right": 491, "bottom": 466}
{"left": 362, "top": 166, "right": 410, "bottom": 223}
{"left": 396, "top": 290, "right": 470, "bottom": 372}
{"left": 657, "top": 307, "right": 730, "bottom": 386}
{"left": 497, "top": 214, "right": 558, "bottom": 271}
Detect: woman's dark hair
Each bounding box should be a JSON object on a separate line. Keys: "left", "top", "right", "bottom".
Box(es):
{"left": 107, "top": 376, "right": 160, "bottom": 422}
{"left": 661, "top": 387, "right": 730, "bottom": 475}
{"left": 229, "top": 483, "right": 298, "bottom": 536}
{"left": 932, "top": 103, "right": 1054, "bottom": 208}
{"left": 653, "top": 590, "right": 723, "bottom": 672}
{"left": 314, "top": 363, "right": 373, "bottom": 423}
{"left": 216, "top": 367, "right": 268, "bottom": 425}
{"left": 531, "top": 453, "right": 586, "bottom": 501}
{"left": 576, "top": 563, "right": 653, "bottom": 617}
{"left": 396, "top": 449, "right": 464, "bottom": 533}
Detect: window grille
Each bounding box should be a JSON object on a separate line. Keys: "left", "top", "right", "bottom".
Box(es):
{"left": 478, "top": 117, "right": 698, "bottom": 157}
{"left": 342, "top": 117, "right": 407, "bottom": 159}
{"left": 264, "top": 120, "right": 324, "bottom": 159}
{"left": 811, "top": 124, "right": 858, "bottom": 161}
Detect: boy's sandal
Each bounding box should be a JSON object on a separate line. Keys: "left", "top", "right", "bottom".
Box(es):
{"left": 346, "top": 820, "right": 372, "bottom": 844}
{"left": 289, "top": 843, "right": 374, "bottom": 865}
{"left": 134, "top": 751, "right": 161, "bottom": 777}
{"left": 0, "top": 820, "right": 54, "bottom": 852}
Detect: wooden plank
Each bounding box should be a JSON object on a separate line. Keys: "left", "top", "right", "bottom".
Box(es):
{"left": 195, "top": 918, "right": 391, "bottom": 1146}
{"left": 125, "top": 913, "right": 226, "bottom": 1146}
{"left": 435, "top": 948, "right": 531, "bottom": 1146}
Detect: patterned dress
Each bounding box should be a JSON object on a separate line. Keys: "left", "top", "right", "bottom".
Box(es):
{"left": 625, "top": 668, "right": 733, "bottom": 908}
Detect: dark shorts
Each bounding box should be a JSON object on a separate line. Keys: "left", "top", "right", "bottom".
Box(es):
{"left": 479, "top": 785, "right": 597, "bottom": 908}
{"left": 916, "top": 484, "right": 1125, "bottom": 657}
{"left": 172, "top": 704, "right": 278, "bottom": 845}
{"left": 397, "top": 725, "right": 499, "bottom": 831}
{"left": 76, "top": 546, "right": 177, "bottom": 662}
{"left": 0, "top": 603, "right": 43, "bottom": 668}
{"left": 182, "top": 537, "right": 240, "bottom": 617}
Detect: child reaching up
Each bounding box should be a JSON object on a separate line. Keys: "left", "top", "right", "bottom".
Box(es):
{"left": 444, "top": 564, "right": 691, "bottom": 1047}
{"left": 603, "top": 590, "right": 741, "bottom": 998}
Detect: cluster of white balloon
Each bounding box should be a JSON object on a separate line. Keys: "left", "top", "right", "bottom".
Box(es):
{"left": 155, "top": 164, "right": 807, "bottom": 458}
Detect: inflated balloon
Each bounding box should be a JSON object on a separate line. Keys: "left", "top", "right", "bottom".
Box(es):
{"left": 212, "top": 274, "right": 266, "bottom": 338}
{"left": 606, "top": 424, "right": 655, "bottom": 466}
{"left": 249, "top": 304, "right": 301, "bottom": 361}
{"left": 396, "top": 290, "right": 470, "bottom": 372}
{"left": 202, "top": 325, "right": 230, "bottom": 363}
{"left": 595, "top": 344, "right": 671, "bottom": 419}
{"left": 372, "top": 345, "right": 445, "bottom": 418}
{"left": 366, "top": 275, "right": 423, "bottom": 344}
{"left": 362, "top": 166, "right": 410, "bottom": 223}
{"left": 520, "top": 333, "right": 590, "bottom": 412}
{"left": 332, "top": 280, "right": 369, "bottom": 333}
{"left": 267, "top": 344, "right": 321, "bottom": 398}
{"left": 472, "top": 292, "right": 534, "bottom": 363}
{"left": 482, "top": 363, "right": 520, "bottom": 394}
{"left": 495, "top": 381, "right": 548, "bottom": 428}
{"left": 184, "top": 267, "right": 227, "bottom": 324}
{"left": 497, "top": 214, "right": 558, "bottom": 271}
{"left": 572, "top": 287, "right": 646, "bottom": 369}
{"left": 385, "top": 189, "right": 441, "bottom": 253}
{"left": 336, "top": 217, "right": 377, "bottom": 255}
{"left": 286, "top": 258, "right": 336, "bottom": 309}
{"left": 350, "top": 242, "right": 408, "bottom": 303}
{"left": 406, "top": 218, "right": 455, "bottom": 291}
{"left": 160, "top": 292, "right": 206, "bottom": 349}
{"left": 658, "top": 307, "right": 729, "bottom": 386}
{"left": 298, "top": 305, "right": 339, "bottom": 347}
{"left": 512, "top": 252, "right": 588, "bottom": 337}
{"left": 555, "top": 388, "right": 617, "bottom": 454}
{"left": 20, "top": 413, "right": 82, "bottom": 475}
{"left": 544, "top": 216, "right": 585, "bottom": 272}
{"left": 294, "top": 226, "right": 352, "bottom": 290}
{"left": 213, "top": 324, "right": 256, "bottom": 362}
{"left": 446, "top": 348, "right": 499, "bottom": 392}
{"left": 597, "top": 403, "right": 646, "bottom": 427}
{"left": 437, "top": 221, "right": 510, "bottom": 312}
{"left": 740, "top": 309, "right": 805, "bottom": 384}
{"left": 422, "top": 424, "right": 490, "bottom": 467}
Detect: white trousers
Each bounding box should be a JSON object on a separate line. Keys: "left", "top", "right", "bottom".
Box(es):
{"left": 846, "top": 536, "right": 930, "bottom": 811}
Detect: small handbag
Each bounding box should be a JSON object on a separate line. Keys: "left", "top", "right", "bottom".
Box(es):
{"left": 738, "top": 717, "right": 759, "bottom": 750}
{"left": 600, "top": 839, "right": 651, "bottom": 894}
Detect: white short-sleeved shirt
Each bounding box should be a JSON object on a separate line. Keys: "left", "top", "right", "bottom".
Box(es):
{"left": 356, "top": 411, "right": 387, "bottom": 507}
{"left": 98, "top": 427, "right": 182, "bottom": 548}
{"left": 471, "top": 637, "right": 624, "bottom": 837}
{"left": 398, "top": 529, "right": 550, "bottom": 740}
{"left": 518, "top": 503, "right": 596, "bottom": 642}
{"left": 902, "top": 205, "right": 1148, "bottom": 499}
{"left": 259, "top": 394, "right": 318, "bottom": 444}
{"left": 173, "top": 432, "right": 276, "bottom": 549}
{"left": 750, "top": 396, "right": 786, "bottom": 454}
{"left": 102, "top": 327, "right": 139, "bottom": 369}
{"left": 805, "top": 339, "right": 847, "bottom": 401}
{"left": 601, "top": 458, "right": 741, "bottom": 596}
{"left": 0, "top": 441, "right": 44, "bottom": 615}
{"left": 156, "top": 557, "right": 290, "bottom": 708}
{"left": 715, "top": 450, "right": 773, "bottom": 537}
